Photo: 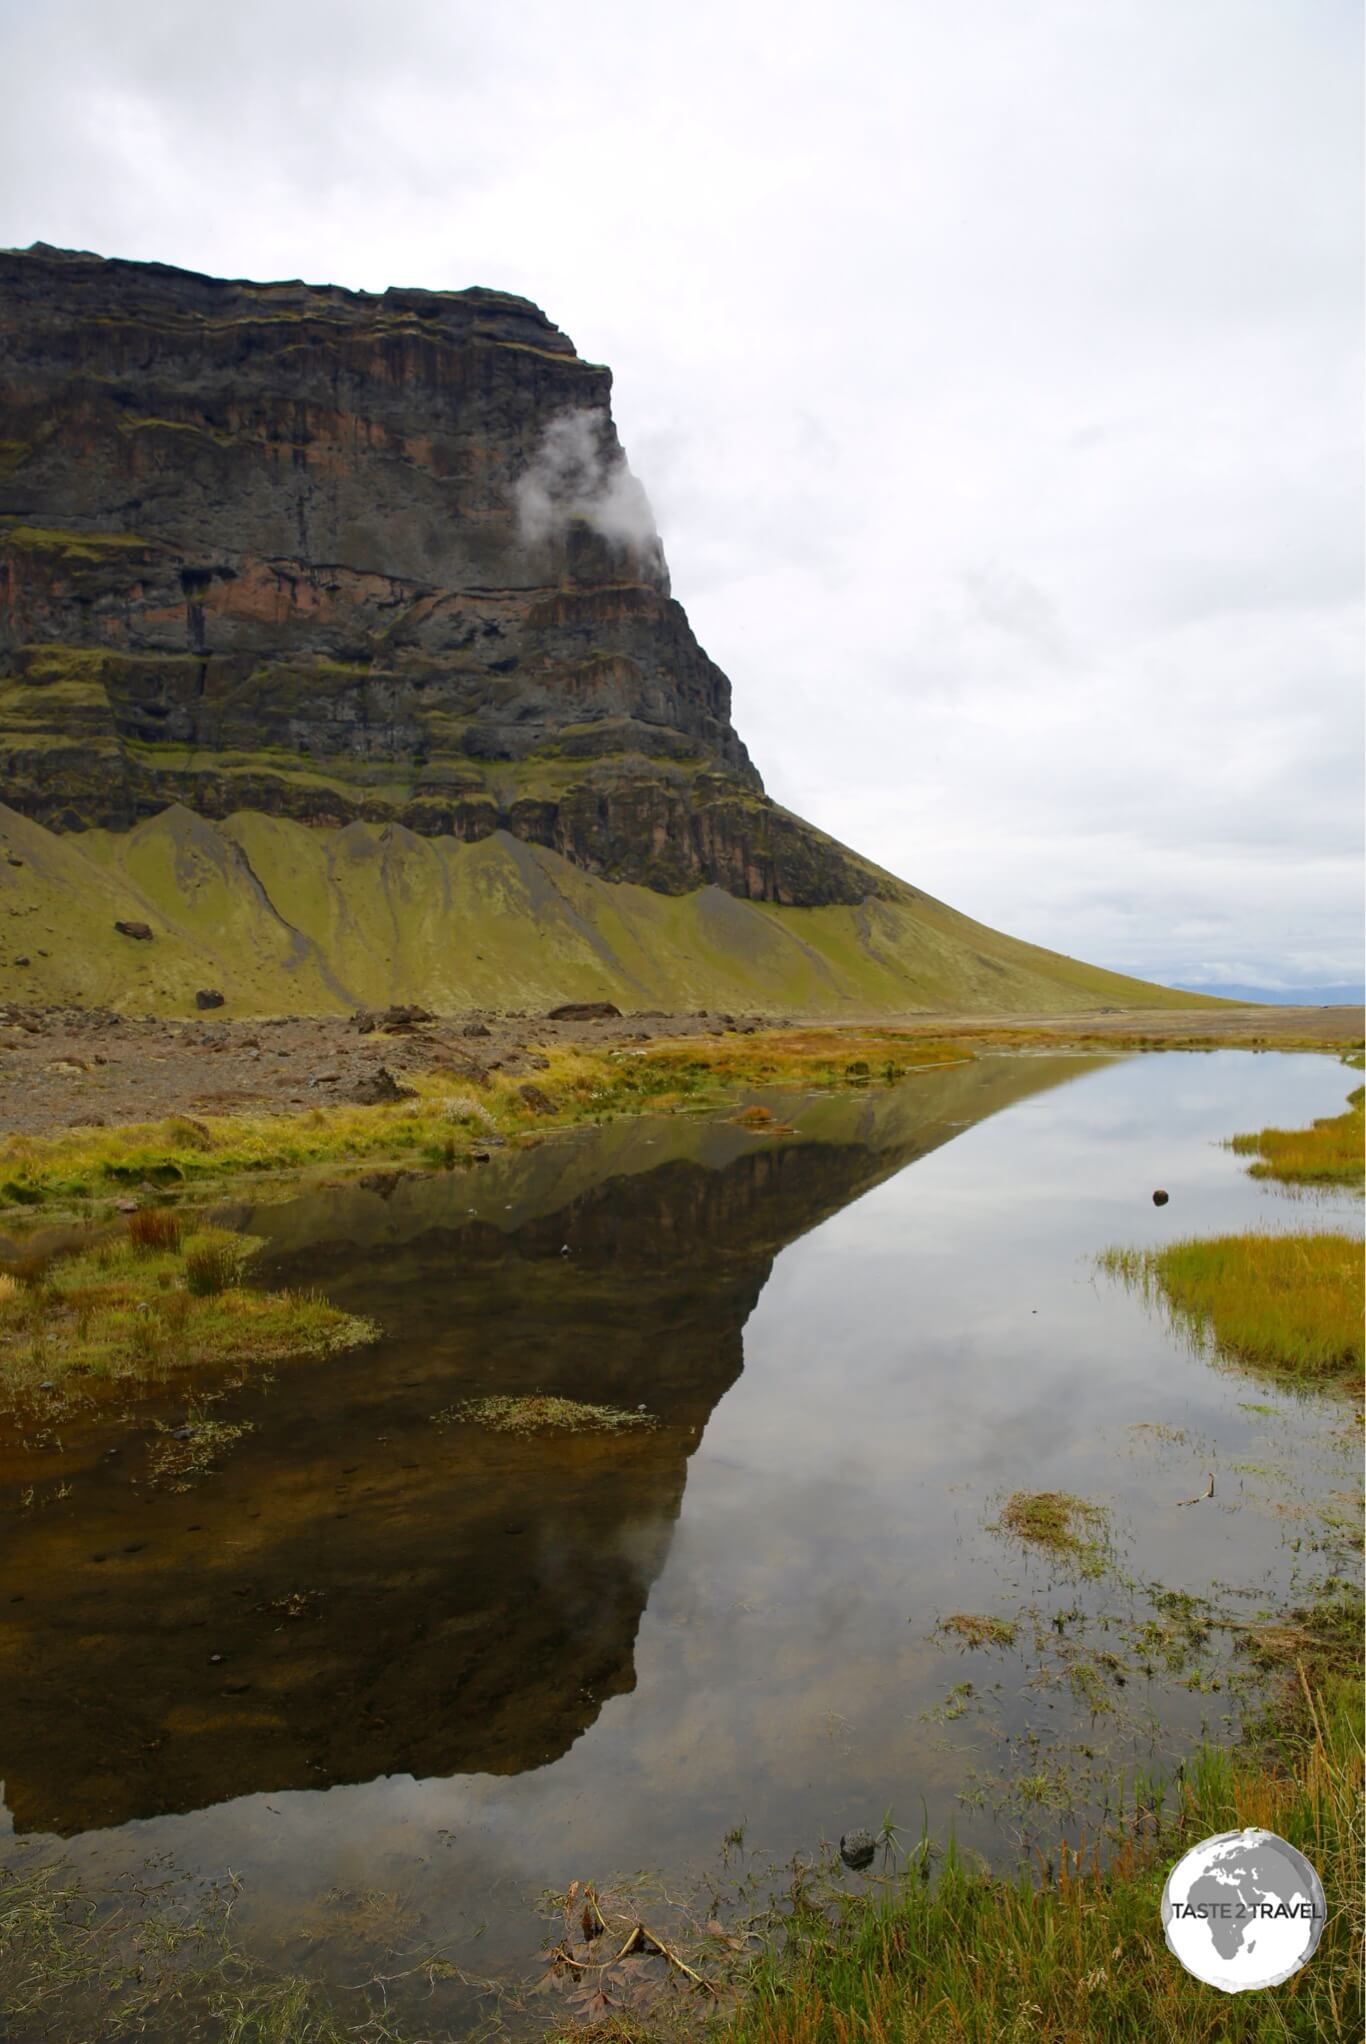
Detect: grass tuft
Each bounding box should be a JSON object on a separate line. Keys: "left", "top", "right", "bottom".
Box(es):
{"left": 1100, "top": 1232, "right": 1362, "bottom": 1383}
{"left": 937, "top": 1614, "right": 1019, "bottom": 1649}
{"left": 1228, "top": 1084, "right": 1364, "bottom": 1188}
{"left": 182, "top": 1229, "right": 250, "bottom": 1297}
{"left": 994, "top": 1491, "right": 1112, "bottom": 1576}
{"left": 126, "top": 1206, "right": 184, "bottom": 1252}
{"left": 436, "top": 1394, "right": 657, "bottom": 1435}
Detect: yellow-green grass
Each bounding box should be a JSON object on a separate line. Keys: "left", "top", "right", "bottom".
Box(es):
{"left": 0, "top": 1032, "right": 969, "bottom": 1212}
{"left": 1100, "top": 1233, "right": 1363, "bottom": 1384}
{"left": 0, "top": 799, "right": 1226, "bottom": 1018}
{"left": 0, "top": 1226, "right": 377, "bottom": 1411}
{"left": 1229, "top": 1085, "right": 1365, "bottom": 1188}
{"left": 936, "top": 1614, "right": 1019, "bottom": 1650}
{"left": 724, "top": 1616, "right": 1363, "bottom": 2044}
{"left": 993, "top": 1490, "right": 1112, "bottom": 1577}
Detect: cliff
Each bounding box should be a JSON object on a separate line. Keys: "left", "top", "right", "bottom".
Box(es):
{"left": 0, "top": 244, "right": 1209, "bottom": 1016}
{"left": 0, "top": 242, "right": 876, "bottom": 905}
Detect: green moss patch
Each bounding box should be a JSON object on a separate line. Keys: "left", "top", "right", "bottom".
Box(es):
{"left": 936, "top": 1613, "right": 1019, "bottom": 1649}
{"left": 2, "top": 525, "right": 156, "bottom": 562}
{"left": 436, "top": 1394, "right": 657, "bottom": 1434}
{"left": 993, "top": 1491, "right": 1112, "bottom": 1576}
{"left": 0, "top": 1226, "right": 377, "bottom": 1411}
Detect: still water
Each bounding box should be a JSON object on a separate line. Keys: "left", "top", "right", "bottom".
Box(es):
{"left": 0, "top": 1049, "right": 1359, "bottom": 2020}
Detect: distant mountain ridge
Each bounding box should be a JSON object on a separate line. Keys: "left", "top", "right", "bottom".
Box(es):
{"left": 1175, "top": 983, "right": 1364, "bottom": 1008}
{"left": 0, "top": 244, "right": 1221, "bottom": 1015}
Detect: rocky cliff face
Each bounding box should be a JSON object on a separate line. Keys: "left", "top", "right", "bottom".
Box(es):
{"left": 0, "top": 243, "right": 882, "bottom": 905}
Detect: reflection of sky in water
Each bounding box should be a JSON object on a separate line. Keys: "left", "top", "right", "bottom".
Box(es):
{"left": 1, "top": 1050, "right": 1358, "bottom": 1994}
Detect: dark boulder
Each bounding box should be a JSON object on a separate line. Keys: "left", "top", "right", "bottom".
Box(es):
{"left": 546, "top": 1001, "right": 621, "bottom": 1022}
{"left": 517, "top": 1083, "right": 556, "bottom": 1115}
{"left": 354, "top": 1005, "right": 435, "bottom": 1034}
{"left": 114, "top": 920, "right": 153, "bottom": 941}
{"left": 194, "top": 989, "right": 225, "bottom": 1010}
{"left": 350, "top": 1067, "right": 416, "bottom": 1105}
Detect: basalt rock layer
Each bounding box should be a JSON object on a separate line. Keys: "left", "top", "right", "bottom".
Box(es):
{"left": 0, "top": 242, "right": 876, "bottom": 905}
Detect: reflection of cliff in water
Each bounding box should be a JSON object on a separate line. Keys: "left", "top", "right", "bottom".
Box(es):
{"left": 0, "top": 1055, "right": 1097, "bottom": 1838}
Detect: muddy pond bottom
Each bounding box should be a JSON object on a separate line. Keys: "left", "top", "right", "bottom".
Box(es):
{"left": 1, "top": 1049, "right": 1359, "bottom": 2029}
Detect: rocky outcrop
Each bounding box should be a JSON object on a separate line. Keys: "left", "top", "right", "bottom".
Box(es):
{"left": 0, "top": 243, "right": 885, "bottom": 905}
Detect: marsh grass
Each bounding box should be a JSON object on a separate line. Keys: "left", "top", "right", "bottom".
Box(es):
{"left": 0, "top": 1031, "right": 968, "bottom": 1215}
{"left": 993, "top": 1491, "right": 1112, "bottom": 1577}
{"left": 1100, "top": 1233, "right": 1363, "bottom": 1383}
{"left": 725, "top": 1578, "right": 1363, "bottom": 2044}
{"left": 1228, "top": 1085, "right": 1365, "bottom": 1188}
{"left": 0, "top": 1860, "right": 422, "bottom": 2043}
{"left": 182, "top": 1230, "right": 249, "bottom": 1296}
{"left": 725, "top": 1698, "right": 1361, "bottom": 2042}
{"left": 437, "top": 1394, "right": 657, "bottom": 1435}
{"left": 936, "top": 1614, "right": 1019, "bottom": 1650}
{"left": 0, "top": 1228, "right": 378, "bottom": 1410}
{"left": 126, "top": 1205, "right": 184, "bottom": 1252}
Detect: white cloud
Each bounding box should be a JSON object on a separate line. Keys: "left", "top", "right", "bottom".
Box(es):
{"left": 514, "top": 409, "right": 664, "bottom": 572}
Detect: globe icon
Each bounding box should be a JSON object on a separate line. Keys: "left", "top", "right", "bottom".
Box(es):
{"left": 1161, "top": 1828, "right": 1326, "bottom": 1992}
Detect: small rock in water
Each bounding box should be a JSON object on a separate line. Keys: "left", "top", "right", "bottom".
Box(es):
{"left": 1152, "top": 1189, "right": 1170, "bottom": 1206}
{"left": 839, "top": 1829, "right": 877, "bottom": 1871}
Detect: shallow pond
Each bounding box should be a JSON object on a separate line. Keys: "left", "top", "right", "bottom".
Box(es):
{"left": 0, "top": 1048, "right": 1359, "bottom": 2029}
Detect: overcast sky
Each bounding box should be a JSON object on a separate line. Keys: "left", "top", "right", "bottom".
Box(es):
{"left": 2, "top": 0, "right": 1361, "bottom": 989}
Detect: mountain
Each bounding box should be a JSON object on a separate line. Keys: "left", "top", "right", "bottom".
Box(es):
{"left": 1174, "top": 982, "right": 1363, "bottom": 1008}
{"left": 0, "top": 243, "right": 1218, "bottom": 1015}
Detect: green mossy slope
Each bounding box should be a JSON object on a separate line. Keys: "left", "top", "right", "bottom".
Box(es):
{"left": 0, "top": 801, "right": 1219, "bottom": 1017}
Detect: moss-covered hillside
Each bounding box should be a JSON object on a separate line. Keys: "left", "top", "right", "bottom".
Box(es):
{"left": 0, "top": 801, "right": 1218, "bottom": 1017}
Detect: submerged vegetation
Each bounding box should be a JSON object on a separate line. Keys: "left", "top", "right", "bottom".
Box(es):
{"left": 725, "top": 1600, "right": 1363, "bottom": 2044}
{"left": 0, "top": 1221, "right": 377, "bottom": 1410}
{"left": 437, "top": 1394, "right": 657, "bottom": 1434}
{"left": 0, "top": 1859, "right": 423, "bottom": 2044}
{"left": 936, "top": 1614, "right": 1019, "bottom": 1650}
{"left": 1100, "top": 1232, "right": 1363, "bottom": 1384}
{"left": 993, "top": 1490, "right": 1112, "bottom": 1577}
{"left": 1228, "top": 1082, "right": 1364, "bottom": 1188}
